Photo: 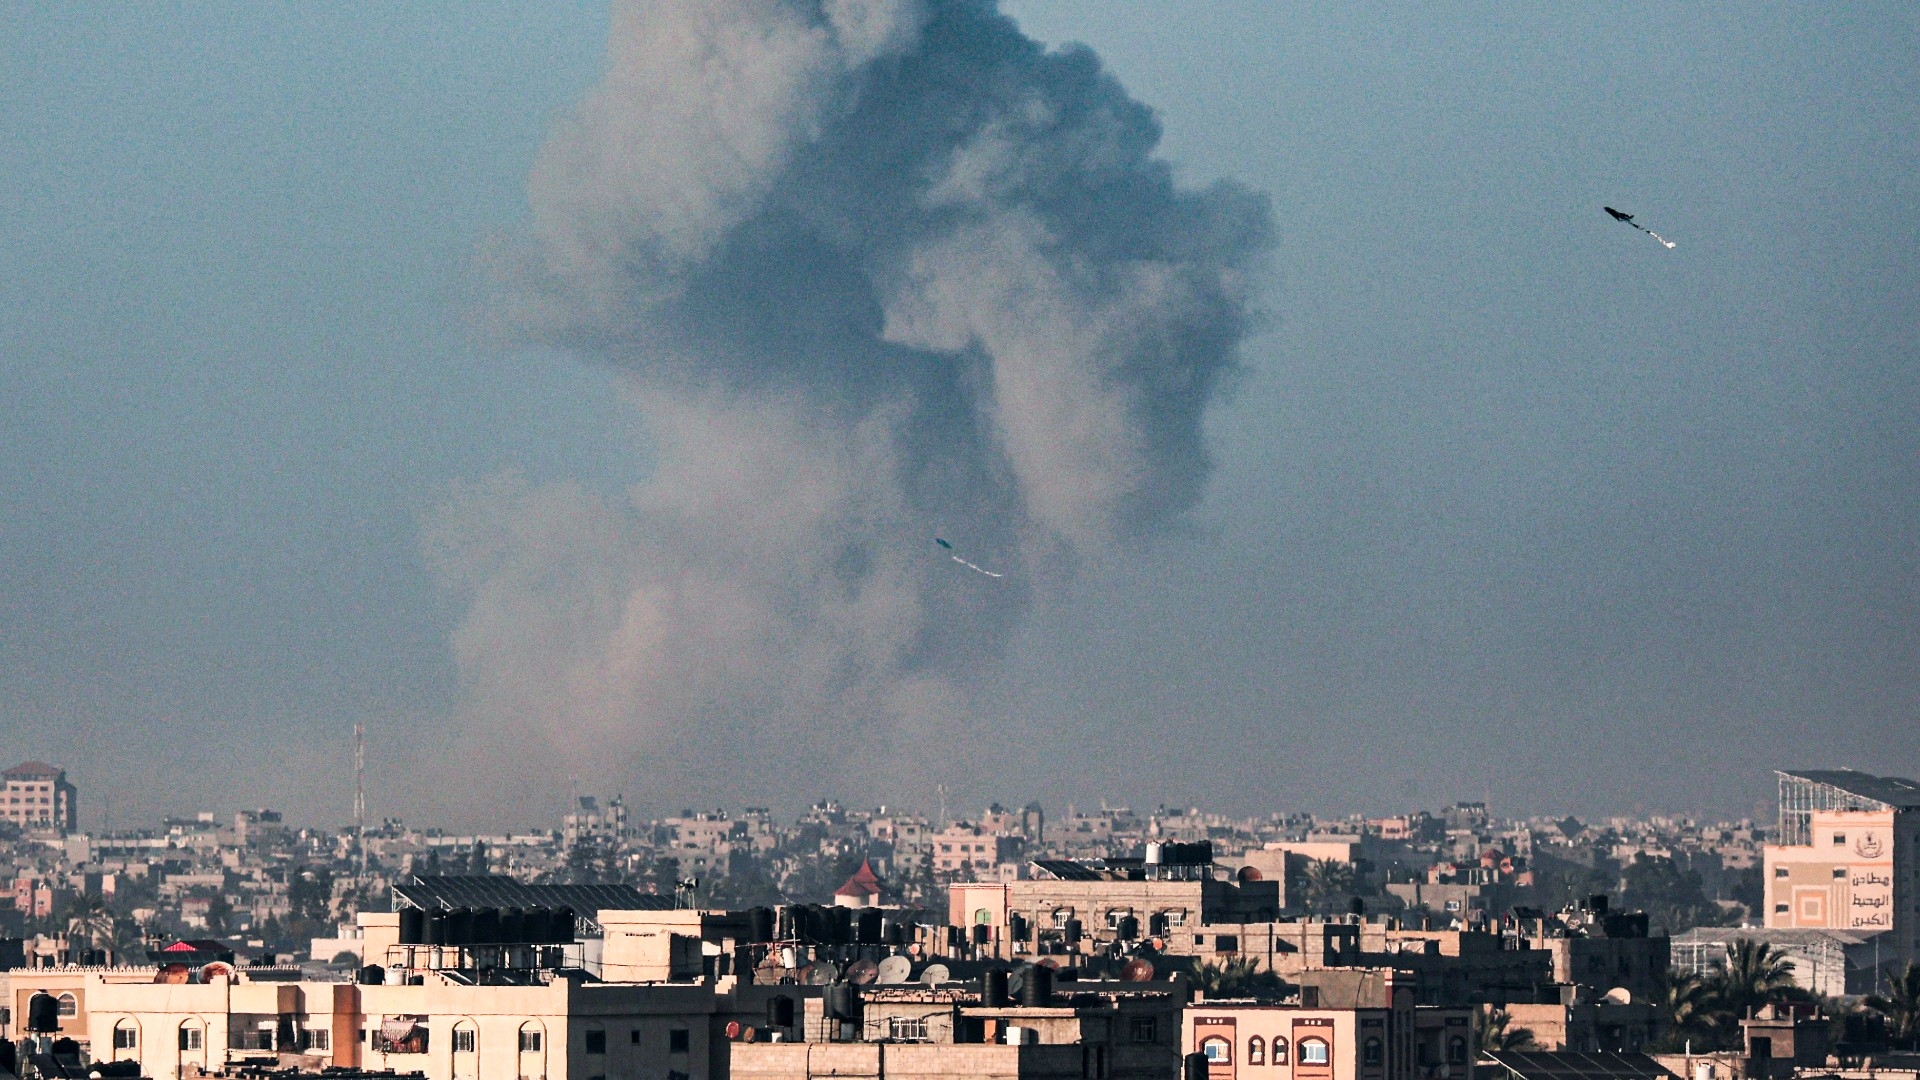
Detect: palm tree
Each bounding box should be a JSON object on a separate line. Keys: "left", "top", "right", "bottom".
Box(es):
{"left": 1191, "top": 957, "right": 1285, "bottom": 999}
{"left": 1650, "top": 968, "right": 1713, "bottom": 1050}
{"left": 1302, "top": 859, "right": 1358, "bottom": 914}
{"left": 1713, "top": 939, "right": 1796, "bottom": 1021}
{"left": 63, "top": 893, "right": 116, "bottom": 958}
{"left": 1866, "top": 962, "right": 1920, "bottom": 1044}
{"left": 1476, "top": 1007, "right": 1537, "bottom": 1052}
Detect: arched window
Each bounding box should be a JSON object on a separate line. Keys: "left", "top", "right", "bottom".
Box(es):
{"left": 1447, "top": 1036, "right": 1467, "bottom": 1064}
{"left": 1364, "top": 1037, "right": 1383, "bottom": 1065}
{"left": 113, "top": 1019, "right": 140, "bottom": 1058}
{"left": 178, "top": 1021, "right": 205, "bottom": 1053}
{"left": 56, "top": 994, "right": 77, "bottom": 1018}
{"left": 975, "top": 908, "right": 993, "bottom": 924}
{"left": 1300, "top": 1038, "right": 1330, "bottom": 1065}
{"left": 1273, "top": 1037, "right": 1290, "bottom": 1065}
{"left": 1201, "top": 1036, "right": 1233, "bottom": 1064}
{"left": 1249, "top": 1036, "right": 1266, "bottom": 1065}
{"left": 518, "top": 1023, "right": 544, "bottom": 1054}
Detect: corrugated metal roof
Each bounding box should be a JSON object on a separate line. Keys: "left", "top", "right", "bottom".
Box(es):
{"left": 1778, "top": 769, "right": 1920, "bottom": 810}
{"left": 1481, "top": 1052, "right": 1676, "bottom": 1080}
{"left": 392, "top": 875, "right": 672, "bottom": 913}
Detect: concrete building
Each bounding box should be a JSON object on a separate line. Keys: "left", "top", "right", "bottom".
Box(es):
{"left": 1185, "top": 985, "right": 1476, "bottom": 1080}
{"left": 1670, "top": 926, "right": 1890, "bottom": 997}
{"left": 3, "top": 762, "right": 78, "bottom": 834}
{"left": 1763, "top": 770, "right": 1920, "bottom": 976}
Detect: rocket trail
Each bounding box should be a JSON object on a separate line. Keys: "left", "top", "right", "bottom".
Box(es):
{"left": 934, "top": 537, "right": 1004, "bottom": 578}
{"left": 1603, "top": 206, "right": 1676, "bottom": 249}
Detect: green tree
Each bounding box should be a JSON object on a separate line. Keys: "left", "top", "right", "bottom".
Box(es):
{"left": 1650, "top": 968, "right": 1714, "bottom": 1051}
{"left": 1620, "top": 855, "right": 1733, "bottom": 935}
{"left": 1301, "top": 859, "right": 1358, "bottom": 914}
{"left": 1190, "top": 956, "right": 1286, "bottom": 1000}
{"left": 202, "top": 893, "right": 234, "bottom": 936}
{"left": 63, "top": 893, "right": 116, "bottom": 959}
{"left": 1712, "top": 938, "right": 1796, "bottom": 1022}
{"left": 1476, "top": 1007, "right": 1537, "bottom": 1052}
{"left": 1866, "top": 962, "right": 1920, "bottom": 1044}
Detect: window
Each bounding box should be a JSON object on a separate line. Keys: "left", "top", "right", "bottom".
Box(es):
{"left": 1301, "top": 1038, "right": 1330, "bottom": 1065}
{"left": 1105, "top": 908, "right": 1133, "bottom": 928}
{"left": 1773, "top": 866, "right": 1788, "bottom": 877}
{"left": 888, "top": 1017, "right": 929, "bottom": 1042}
{"left": 975, "top": 909, "right": 993, "bottom": 924}
{"left": 585, "top": 1030, "right": 606, "bottom": 1054}
{"left": 1052, "top": 907, "right": 1075, "bottom": 926}
{"left": 302, "top": 1030, "right": 330, "bottom": 1051}
{"left": 669, "top": 1028, "right": 690, "bottom": 1053}
{"left": 630, "top": 1030, "right": 641, "bottom": 1045}
{"left": 1833, "top": 867, "right": 1847, "bottom": 878}
{"left": 520, "top": 1030, "right": 543, "bottom": 1053}
{"left": 1774, "top": 903, "right": 1789, "bottom": 914}
{"left": 57, "top": 994, "right": 77, "bottom": 1017}
{"left": 1215, "top": 935, "right": 1238, "bottom": 952}
{"left": 1249, "top": 1036, "right": 1266, "bottom": 1065}
{"left": 179, "top": 1028, "right": 203, "bottom": 1051}
{"left": 1448, "top": 1036, "right": 1468, "bottom": 1064}
{"left": 1273, "top": 1037, "right": 1289, "bottom": 1064}
{"left": 1165, "top": 909, "right": 1188, "bottom": 927}
{"left": 1364, "top": 1037, "right": 1383, "bottom": 1065}
{"left": 1201, "top": 1037, "right": 1232, "bottom": 1064}
{"left": 114, "top": 1023, "right": 139, "bottom": 1050}
{"left": 1130, "top": 1017, "right": 1157, "bottom": 1043}
{"left": 1832, "top": 834, "right": 1845, "bottom": 845}
{"left": 453, "top": 1029, "right": 476, "bottom": 1054}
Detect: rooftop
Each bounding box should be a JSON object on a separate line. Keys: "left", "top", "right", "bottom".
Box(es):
{"left": 1778, "top": 769, "right": 1920, "bottom": 811}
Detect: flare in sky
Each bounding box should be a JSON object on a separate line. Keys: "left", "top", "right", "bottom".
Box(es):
{"left": 935, "top": 538, "right": 1003, "bottom": 579}
{"left": 1603, "top": 206, "right": 1677, "bottom": 249}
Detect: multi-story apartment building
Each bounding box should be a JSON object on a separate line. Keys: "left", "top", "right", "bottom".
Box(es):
{"left": 1762, "top": 769, "right": 1920, "bottom": 976}
{"left": 2, "top": 761, "right": 77, "bottom": 834}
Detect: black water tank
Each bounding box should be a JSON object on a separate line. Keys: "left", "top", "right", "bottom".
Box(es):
{"left": 398, "top": 907, "right": 425, "bottom": 945}
{"left": 523, "top": 908, "right": 551, "bottom": 944}
{"left": 1148, "top": 913, "right": 1169, "bottom": 937}
{"left": 883, "top": 920, "right": 904, "bottom": 946}
{"left": 824, "top": 982, "right": 858, "bottom": 1021}
{"left": 0, "top": 1037, "right": 15, "bottom": 1077}
{"left": 447, "top": 907, "right": 475, "bottom": 946}
{"left": 551, "top": 907, "right": 575, "bottom": 943}
{"left": 857, "top": 910, "right": 882, "bottom": 945}
{"left": 983, "top": 969, "right": 1010, "bottom": 1008}
{"left": 27, "top": 992, "right": 59, "bottom": 1033}
{"left": 1116, "top": 915, "right": 1140, "bottom": 941}
{"left": 425, "top": 909, "right": 448, "bottom": 946}
{"left": 1184, "top": 1051, "right": 1210, "bottom": 1080}
{"left": 767, "top": 995, "right": 795, "bottom": 1029}
{"left": 971, "top": 924, "right": 990, "bottom": 946}
{"left": 1008, "top": 912, "right": 1030, "bottom": 942}
{"left": 749, "top": 907, "right": 776, "bottom": 944}
{"left": 358, "top": 964, "right": 385, "bottom": 986}
{"left": 498, "top": 908, "right": 525, "bottom": 944}
{"left": 1063, "top": 919, "right": 1082, "bottom": 944}
{"left": 471, "top": 908, "right": 500, "bottom": 945}
{"left": 1017, "top": 964, "right": 1052, "bottom": 1007}
{"left": 777, "top": 906, "right": 797, "bottom": 941}
{"left": 832, "top": 906, "right": 853, "bottom": 945}
{"left": 945, "top": 925, "right": 964, "bottom": 950}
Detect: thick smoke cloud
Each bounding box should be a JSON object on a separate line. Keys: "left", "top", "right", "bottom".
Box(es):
{"left": 435, "top": 0, "right": 1270, "bottom": 804}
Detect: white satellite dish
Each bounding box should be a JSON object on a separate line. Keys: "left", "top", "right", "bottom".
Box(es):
{"left": 1603, "top": 987, "right": 1632, "bottom": 1005}
{"left": 875, "top": 956, "right": 912, "bottom": 985}
{"left": 920, "top": 963, "right": 951, "bottom": 986}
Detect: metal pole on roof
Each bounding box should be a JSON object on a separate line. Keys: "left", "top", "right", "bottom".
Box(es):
{"left": 355, "top": 721, "right": 367, "bottom": 886}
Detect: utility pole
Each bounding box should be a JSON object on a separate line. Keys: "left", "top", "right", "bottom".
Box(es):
{"left": 354, "top": 721, "right": 367, "bottom": 884}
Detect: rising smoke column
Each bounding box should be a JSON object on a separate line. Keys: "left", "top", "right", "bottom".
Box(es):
{"left": 434, "top": 0, "right": 1272, "bottom": 801}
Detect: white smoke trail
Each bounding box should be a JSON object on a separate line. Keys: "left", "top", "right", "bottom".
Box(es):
{"left": 435, "top": 0, "right": 1271, "bottom": 804}
{"left": 1647, "top": 230, "right": 1676, "bottom": 249}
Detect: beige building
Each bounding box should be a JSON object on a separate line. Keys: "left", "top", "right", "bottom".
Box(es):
{"left": 1184, "top": 986, "right": 1475, "bottom": 1080}
{"left": 3, "top": 761, "right": 77, "bottom": 834}
{"left": 1763, "top": 770, "right": 1918, "bottom": 975}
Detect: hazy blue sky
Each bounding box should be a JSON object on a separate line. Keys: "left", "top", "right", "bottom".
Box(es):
{"left": 3, "top": 3, "right": 1914, "bottom": 831}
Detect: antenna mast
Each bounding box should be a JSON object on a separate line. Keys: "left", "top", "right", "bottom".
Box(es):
{"left": 354, "top": 720, "right": 367, "bottom": 883}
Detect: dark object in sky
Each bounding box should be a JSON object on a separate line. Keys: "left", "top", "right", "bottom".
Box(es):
{"left": 935, "top": 538, "right": 953, "bottom": 549}
{"left": 934, "top": 536, "right": 1002, "bottom": 578}
{"left": 1603, "top": 205, "right": 1676, "bottom": 248}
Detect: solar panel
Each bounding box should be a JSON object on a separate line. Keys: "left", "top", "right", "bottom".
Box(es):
{"left": 1482, "top": 1051, "right": 1677, "bottom": 1080}
{"left": 1030, "top": 860, "right": 1107, "bottom": 881}
{"left": 393, "top": 875, "right": 673, "bottom": 914}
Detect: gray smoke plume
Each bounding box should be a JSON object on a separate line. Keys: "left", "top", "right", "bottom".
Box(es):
{"left": 432, "top": 0, "right": 1270, "bottom": 805}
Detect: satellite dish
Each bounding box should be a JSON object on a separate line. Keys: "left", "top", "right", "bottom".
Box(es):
{"left": 876, "top": 955, "right": 912, "bottom": 984}
{"left": 741, "top": 1026, "right": 759, "bottom": 1043}
{"left": 198, "top": 961, "right": 234, "bottom": 983}
{"left": 800, "top": 963, "right": 835, "bottom": 986}
{"left": 1120, "top": 958, "right": 1156, "bottom": 983}
{"left": 725, "top": 1021, "right": 742, "bottom": 1040}
{"left": 1238, "top": 865, "right": 1264, "bottom": 882}
{"left": 920, "top": 963, "right": 951, "bottom": 985}
{"left": 1604, "top": 987, "right": 1632, "bottom": 1005}
{"left": 1035, "top": 956, "right": 1059, "bottom": 970}
{"left": 845, "top": 959, "right": 880, "bottom": 986}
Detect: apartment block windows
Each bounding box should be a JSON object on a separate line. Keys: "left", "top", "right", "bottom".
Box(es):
{"left": 669, "top": 1029, "right": 690, "bottom": 1054}
{"left": 453, "top": 1029, "right": 476, "bottom": 1054}
{"left": 585, "top": 1030, "right": 606, "bottom": 1054}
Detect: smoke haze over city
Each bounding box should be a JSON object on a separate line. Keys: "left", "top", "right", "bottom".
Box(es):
{"left": 1, "top": 3, "right": 1916, "bottom": 829}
